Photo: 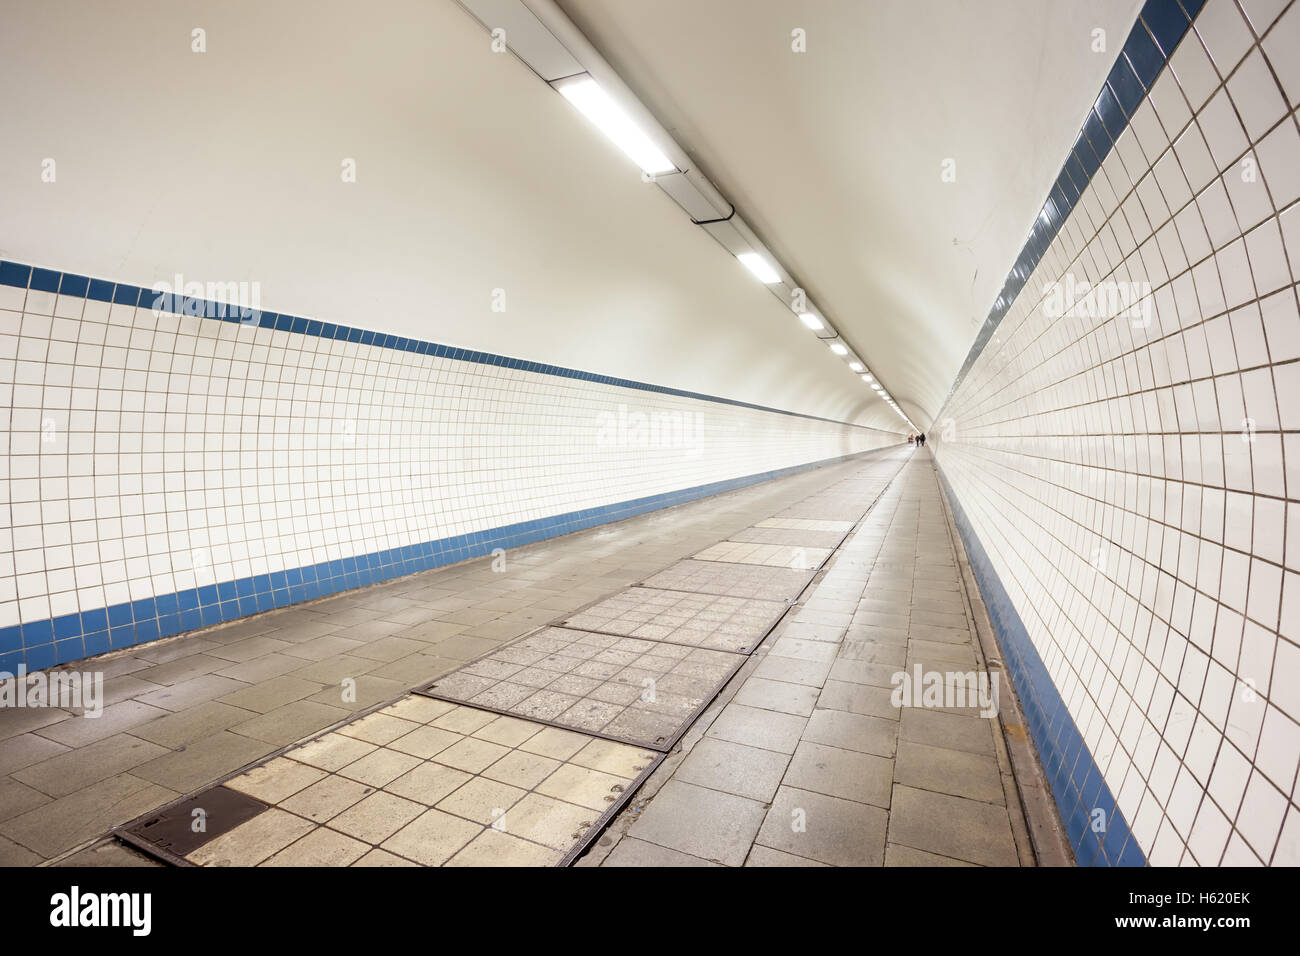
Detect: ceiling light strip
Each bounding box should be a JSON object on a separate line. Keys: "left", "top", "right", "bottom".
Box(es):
{"left": 455, "top": 0, "right": 901, "bottom": 417}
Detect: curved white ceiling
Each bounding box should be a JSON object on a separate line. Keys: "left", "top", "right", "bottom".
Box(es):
{"left": 556, "top": 0, "right": 1144, "bottom": 427}
{"left": 0, "top": 0, "right": 893, "bottom": 429}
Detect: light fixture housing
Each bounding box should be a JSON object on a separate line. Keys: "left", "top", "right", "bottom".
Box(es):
{"left": 554, "top": 75, "right": 676, "bottom": 175}
{"left": 797, "top": 312, "right": 824, "bottom": 331}
{"left": 849, "top": 362, "right": 863, "bottom": 372}
{"left": 829, "top": 343, "right": 848, "bottom": 356}
{"left": 737, "top": 252, "right": 781, "bottom": 284}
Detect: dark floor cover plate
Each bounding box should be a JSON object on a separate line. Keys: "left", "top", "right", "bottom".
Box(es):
{"left": 417, "top": 626, "right": 743, "bottom": 751}
{"left": 639, "top": 558, "right": 813, "bottom": 601}
{"left": 120, "top": 786, "right": 269, "bottom": 860}
{"left": 560, "top": 586, "right": 787, "bottom": 654}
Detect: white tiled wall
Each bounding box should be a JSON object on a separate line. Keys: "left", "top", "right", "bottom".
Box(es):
{"left": 935, "top": 0, "right": 1300, "bottom": 865}
{"left": 0, "top": 278, "right": 895, "bottom": 657}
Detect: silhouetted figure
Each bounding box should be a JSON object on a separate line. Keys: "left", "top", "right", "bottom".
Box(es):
{"left": 918, "top": 433, "right": 926, "bottom": 447}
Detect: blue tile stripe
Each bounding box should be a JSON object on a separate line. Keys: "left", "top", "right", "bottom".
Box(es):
{"left": 0, "top": 259, "right": 880, "bottom": 432}
{"left": 937, "top": 466, "right": 1146, "bottom": 867}
{"left": 0, "top": 450, "right": 886, "bottom": 673}
{"left": 939, "top": 0, "right": 1206, "bottom": 413}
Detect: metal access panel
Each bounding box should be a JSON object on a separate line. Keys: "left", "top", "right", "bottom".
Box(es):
{"left": 560, "top": 586, "right": 787, "bottom": 654}
{"left": 417, "top": 626, "right": 744, "bottom": 751}
{"left": 640, "top": 559, "right": 814, "bottom": 602}
{"left": 118, "top": 786, "right": 269, "bottom": 863}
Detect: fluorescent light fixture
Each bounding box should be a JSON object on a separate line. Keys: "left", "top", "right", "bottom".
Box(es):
{"left": 830, "top": 343, "right": 848, "bottom": 356}
{"left": 797, "top": 312, "right": 824, "bottom": 331}
{"left": 849, "top": 362, "right": 863, "bottom": 372}
{"left": 860, "top": 374, "right": 872, "bottom": 382}
{"left": 737, "top": 252, "right": 781, "bottom": 284}
{"left": 555, "top": 76, "right": 676, "bottom": 175}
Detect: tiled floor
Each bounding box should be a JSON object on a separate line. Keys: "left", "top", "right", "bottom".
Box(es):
{"left": 586, "top": 450, "right": 1032, "bottom": 867}
{"left": 184, "top": 701, "right": 659, "bottom": 867}
{"left": 0, "top": 448, "right": 905, "bottom": 866}
{"left": 1, "top": 445, "right": 1033, "bottom": 867}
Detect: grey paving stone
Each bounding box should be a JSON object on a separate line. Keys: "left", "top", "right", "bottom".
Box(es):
{"left": 306, "top": 675, "right": 408, "bottom": 712}
{"left": 769, "top": 637, "right": 839, "bottom": 663}
{"left": 207, "top": 635, "right": 296, "bottom": 664}
{"left": 216, "top": 675, "right": 326, "bottom": 713}
{"left": 907, "top": 638, "right": 977, "bottom": 666}
{"left": 827, "top": 659, "right": 898, "bottom": 688}
{"left": 816, "top": 679, "right": 899, "bottom": 719}
{"left": 912, "top": 609, "right": 968, "bottom": 630}
{"left": 134, "top": 637, "right": 218, "bottom": 664}
{"left": 784, "top": 741, "right": 893, "bottom": 808}
{"left": 0, "top": 773, "right": 178, "bottom": 859}
{"left": 838, "top": 638, "right": 908, "bottom": 665}
{"left": 744, "top": 844, "right": 829, "bottom": 866}
{"left": 0, "top": 776, "right": 50, "bottom": 822}
{"left": 675, "top": 737, "right": 790, "bottom": 802}
{"left": 885, "top": 842, "right": 977, "bottom": 866}
{"left": 0, "top": 833, "right": 45, "bottom": 865}
{"left": 131, "top": 701, "right": 260, "bottom": 749}
{"left": 134, "top": 674, "right": 250, "bottom": 711}
{"left": 0, "top": 733, "right": 70, "bottom": 776}
{"left": 33, "top": 700, "right": 170, "bottom": 748}
{"left": 0, "top": 706, "right": 72, "bottom": 742}
{"left": 285, "top": 654, "right": 383, "bottom": 684}
{"left": 602, "top": 836, "right": 722, "bottom": 867}
{"left": 52, "top": 839, "right": 163, "bottom": 867}
{"left": 802, "top": 708, "right": 897, "bottom": 757}
{"left": 706, "top": 703, "right": 808, "bottom": 754}
{"left": 627, "top": 780, "right": 767, "bottom": 866}
{"left": 130, "top": 731, "right": 278, "bottom": 793}
{"left": 213, "top": 654, "right": 308, "bottom": 684}
{"left": 733, "top": 676, "right": 820, "bottom": 717}
{"left": 96, "top": 675, "right": 161, "bottom": 707}
{"left": 130, "top": 653, "right": 229, "bottom": 687}
{"left": 750, "top": 655, "right": 833, "bottom": 687}
{"left": 899, "top": 708, "right": 995, "bottom": 755}
{"left": 755, "top": 785, "right": 887, "bottom": 866}
{"left": 231, "top": 700, "right": 353, "bottom": 746}
{"left": 14, "top": 733, "right": 169, "bottom": 797}
{"left": 887, "top": 785, "right": 1018, "bottom": 866}
{"left": 348, "top": 636, "right": 428, "bottom": 663}
{"left": 778, "top": 621, "right": 847, "bottom": 643}
{"left": 280, "top": 635, "right": 367, "bottom": 662}
{"left": 894, "top": 740, "right": 1005, "bottom": 804}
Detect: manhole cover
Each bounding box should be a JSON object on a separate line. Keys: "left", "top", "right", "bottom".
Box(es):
{"left": 120, "top": 786, "right": 269, "bottom": 859}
